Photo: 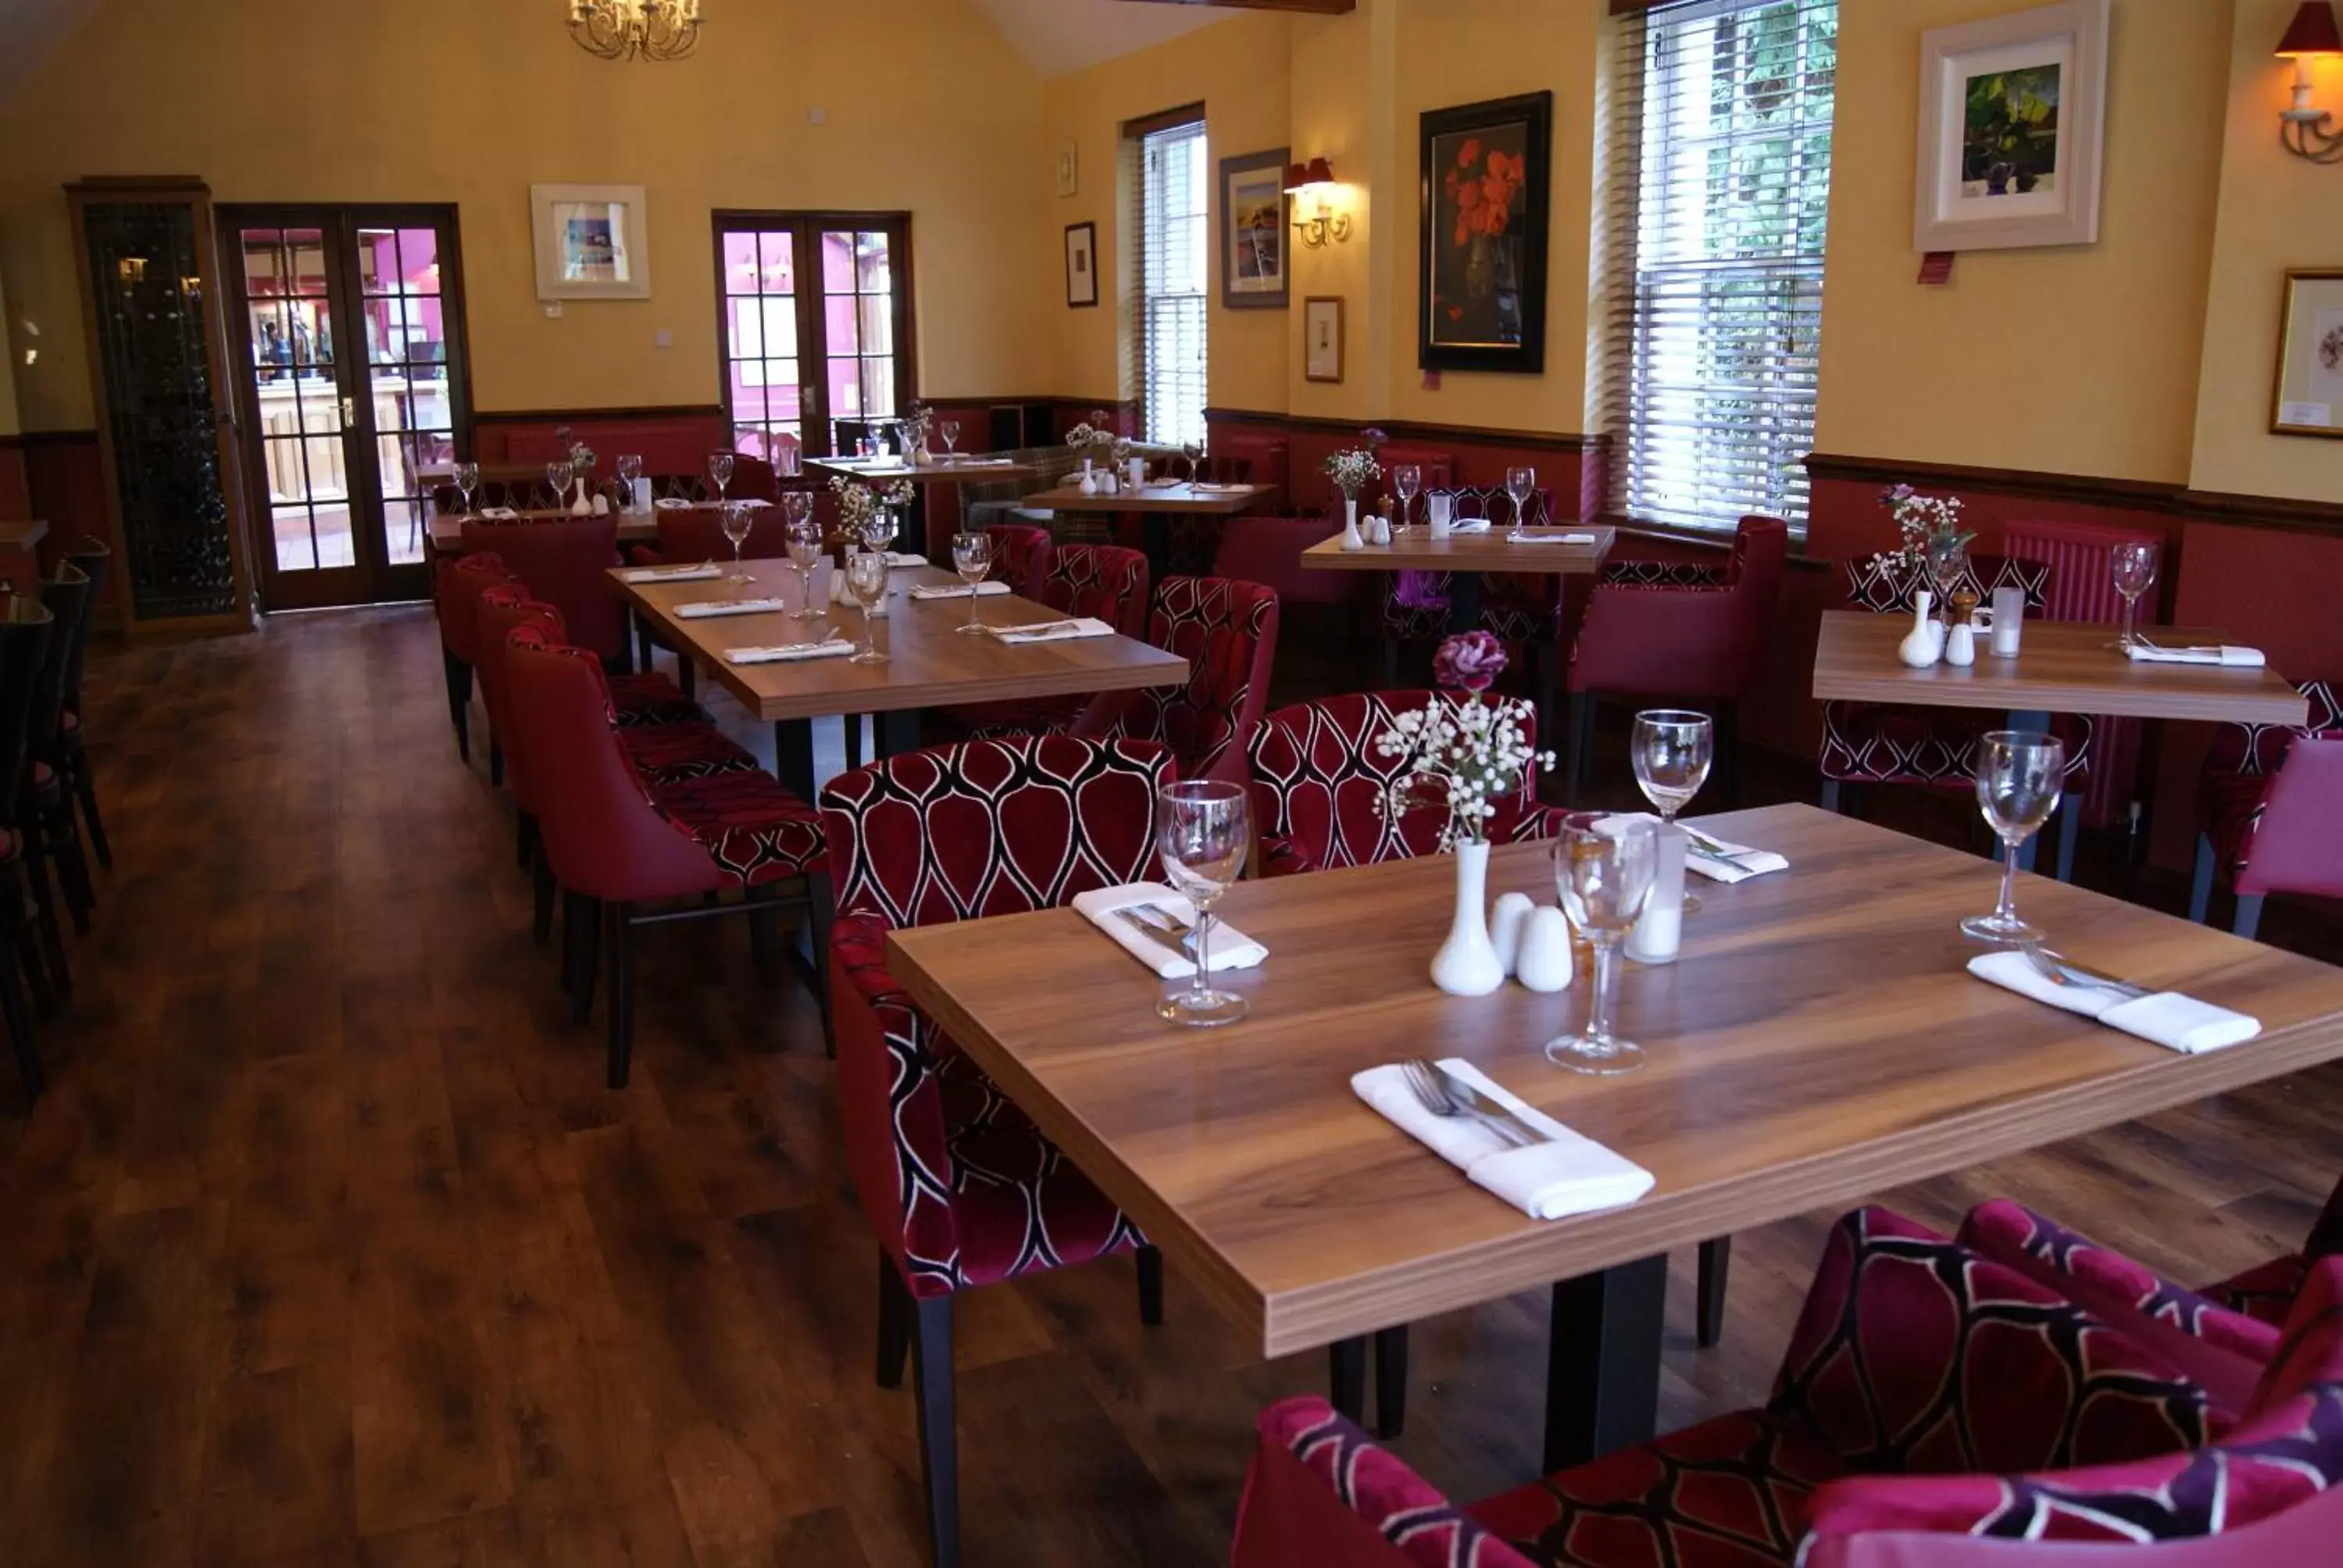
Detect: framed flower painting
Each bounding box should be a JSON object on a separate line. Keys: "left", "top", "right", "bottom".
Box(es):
{"left": 1913, "top": 0, "right": 2109, "bottom": 253}
{"left": 1418, "top": 91, "right": 1552, "bottom": 375}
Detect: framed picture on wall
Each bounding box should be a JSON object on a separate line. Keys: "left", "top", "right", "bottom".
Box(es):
{"left": 1419, "top": 91, "right": 1552, "bottom": 375}
{"left": 1065, "top": 221, "right": 1098, "bottom": 309}
{"left": 2272, "top": 269, "right": 2343, "bottom": 439}
{"left": 1221, "top": 148, "right": 1290, "bottom": 310}
{"left": 1304, "top": 296, "right": 1343, "bottom": 383}
{"left": 1913, "top": 0, "right": 2109, "bottom": 253}
{"left": 531, "top": 184, "right": 650, "bottom": 301}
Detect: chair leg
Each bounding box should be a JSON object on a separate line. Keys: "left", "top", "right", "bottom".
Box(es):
{"left": 70, "top": 758, "right": 109, "bottom": 871}
{"left": 844, "top": 715, "right": 864, "bottom": 772}
{"left": 9, "top": 864, "right": 52, "bottom": 1019}
{"left": 1696, "top": 1236, "right": 1731, "bottom": 1349}
{"left": 568, "top": 895, "right": 600, "bottom": 1022}
{"left": 2188, "top": 834, "right": 2216, "bottom": 925}
{"left": 605, "top": 899, "right": 636, "bottom": 1089}
{"left": 1136, "top": 1244, "right": 1164, "bottom": 1327}
{"left": 876, "top": 1251, "right": 914, "bottom": 1389}
{"left": 48, "top": 796, "right": 93, "bottom": 935}
{"left": 679, "top": 659, "right": 697, "bottom": 702}
{"left": 910, "top": 1290, "right": 960, "bottom": 1568}
{"left": 1372, "top": 1326, "right": 1408, "bottom": 1441}
{"left": 0, "top": 936, "right": 38, "bottom": 1100}
{"left": 1820, "top": 778, "right": 1843, "bottom": 814}
{"left": 2234, "top": 895, "right": 2266, "bottom": 943}
{"left": 516, "top": 809, "right": 535, "bottom": 871}
{"left": 531, "top": 857, "right": 556, "bottom": 948}
{"left": 807, "top": 873, "right": 836, "bottom": 1059}
{"left": 20, "top": 825, "right": 68, "bottom": 998}
{"left": 1381, "top": 637, "right": 1400, "bottom": 690}
{"left": 1566, "top": 693, "right": 1596, "bottom": 805}
{"left": 2052, "top": 793, "right": 2081, "bottom": 886}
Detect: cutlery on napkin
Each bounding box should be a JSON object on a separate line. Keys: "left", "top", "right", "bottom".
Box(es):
{"left": 1070, "top": 883, "right": 1267, "bottom": 980}
{"left": 654, "top": 497, "right": 694, "bottom": 511}
{"left": 724, "top": 638, "right": 855, "bottom": 665}
{"left": 1448, "top": 519, "right": 1492, "bottom": 534}
{"left": 674, "top": 597, "right": 788, "bottom": 619}
{"left": 883, "top": 552, "right": 928, "bottom": 568}
{"left": 1351, "top": 1059, "right": 1655, "bottom": 1220}
{"left": 480, "top": 507, "right": 519, "bottom": 521}
{"left": 1597, "top": 813, "right": 1787, "bottom": 883}
{"left": 1967, "top": 950, "right": 2261, "bottom": 1054}
{"left": 621, "top": 563, "right": 722, "bottom": 583}
{"left": 2124, "top": 642, "right": 2266, "bottom": 668}
{"left": 1510, "top": 530, "right": 1599, "bottom": 545}
{"left": 988, "top": 617, "right": 1116, "bottom": 645}
{"left": 907, "top": 582, "right": 1014, "bottom": 600}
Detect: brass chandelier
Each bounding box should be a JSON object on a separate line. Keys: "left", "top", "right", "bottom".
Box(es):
{"left": 568, "top": 0, "right": 703, "bottom": 62}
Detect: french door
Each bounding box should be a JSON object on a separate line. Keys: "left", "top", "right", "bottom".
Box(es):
{"left": 712, "top": 212, "right": 914, "bottom": 465}
{"left": 220, "top": 205, "right": 473, "bottom": 609}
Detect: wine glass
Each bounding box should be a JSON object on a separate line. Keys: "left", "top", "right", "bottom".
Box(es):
{"left": 1547, "top": 814, "right": 1660, "bottom": 1075}
{"left": 843, "top": 551, "right": 891, "bottom": 665}
{"left": 1925, "top": 535, "right": 1969, "bottom": 624}
{"left": 939, "top": 420, "right": 961, "bottom": 464}
{"left": 1505, "top": 466, "right": 1537, "bottom": 540}
{"left": 1155, "top": 779, "right": 1252, "bottom": 1028}
{"left": 863, "top": 504, "right": 900, "bottom": 558}
{"left": 720, "top": 503, "right": 755, "bottom": 586}
{"left": 951, "top": 530, "right": 995, "bottom": 636}
{"left": 544, "top": 459, "right": 573, "bottom": 511}
{"left": 1392, "top": 464, "right": 1422, "bottom": 530}
{"left": 453, "top": 461, "right": 480, "bottom": 517}
{"left": 615, "top": 453, "right": 643, "bottom": 509}
{"left": 708, "top": 451, "right": 735, "bottom": 505}
{"left": 2109, "top": 542, "right": 2158, "bottom": 651}
{"left": 782, "top": 504, "right": 823, "bottom": 618}
{"left": 1962, "top": 731, "right": 2066, "bottom": 945}
{"left": 1631, "top": 709, "right": 1714, "bottom": 914}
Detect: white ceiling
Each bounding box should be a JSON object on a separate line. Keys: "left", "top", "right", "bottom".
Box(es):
{"left": 964, "top": 0, "right": 1238, "bottom": 80}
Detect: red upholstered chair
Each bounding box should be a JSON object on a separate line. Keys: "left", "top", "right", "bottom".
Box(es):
{"left": 1564, "top": 515, "right": 1789, "bottom": 805}
{"left": 2006, "top": 520, "right": 2164, "bottom": 839}
{"left": 1212, "top": 515, "right": 1366, "bottom": 611}
{"left": 435, "top": 550, "right": 519, "bottom": 761}
{"left": 461, "top": 515, "right": 626, "bottom": 661}
{"left": 1232, "top": 1206, "right": 2343, "bottom": 1568}
{"left": 503, "top": 628, "right": 831, "bottom": 1087}
{"left": 818, "top": 736, "right": 1170, "bottom": 1568}
{"left": 650, "top": 503, "right": 791, "bottom": 564}
{"left": 982, "top": 522, "right": 1053, "bottom": 599}
{"left": 1821, "top": 554, "right": 2093, "bottom": 881}
{"left": 2189, "top": 677, "right": 2343, "bottom": 940}
{"left": 1381, "top": 486, "right": 1558, "bottom": 682}
{"left": 1086, "top": 575, "right": 1278, "bottom": 788}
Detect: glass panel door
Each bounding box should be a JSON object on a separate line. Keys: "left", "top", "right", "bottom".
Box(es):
{"left": 819, "top": 226, "right": 904, "bottom": 454}
{"left": 237, "top": 224, "right": 358, "bottom": 604}
{"left": 719, "top": 226, "right": 804, "bottom": 468}
{"left": 714, "top": 212, "right": 911, "bottom": 460}
{"left": 355, "top": 223, "right": 455, "bottom": 582}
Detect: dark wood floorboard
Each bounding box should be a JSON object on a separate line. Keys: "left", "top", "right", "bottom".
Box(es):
{"left": 0, "top": 602, "right": 2335, "bottom": 1566}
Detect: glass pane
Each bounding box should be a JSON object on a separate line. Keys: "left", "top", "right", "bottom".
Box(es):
{"left": 261, "top": 437, "right": 311, "bottom": 504}
{"left": 765, "top": 366, "right": 800, "bottom": 422}
{"left": 861, "top": 356, "right": 895, "bottom": 419}
{"left": 272, "top": 504, "right": 318, "bottom": 572}
{"left": 722, "top": 230, "right": 761, "bottom": 292}
{"left": 394, "top": 228, "right": 440, "bottom": 294}
{"left": 241, "top": 230, "right": 286, "bottom": 295}
{"left": 377, "top": 435, "right": 431, "bottom": 566}
{"left": 855, "top": 232, "right": 890, "bottom": 294}
{"left": 313, "top": 497, "right": 355, "bottom": 568}
{"left": 858, "top": 295, "right": 891, "bottom": 357}
{"left": 287, "top": 230, "right": 329, "bottom": 296}
{"left": 827, "top": 358, "right": 864, "bottom": 421}
{"left": 732, "top": 378, "right": 769, "bottom": 423}
{"left": 824, "top": 294, "right": 859, "bottom": 355}
{"left": 821, "top": 230, "right": 857, "bottom": 294}
{"left": 756, "top": 230, "right": 795, "bottom": 294}
{"left": 248, "top": 301, "right": 292, "bottom": 382}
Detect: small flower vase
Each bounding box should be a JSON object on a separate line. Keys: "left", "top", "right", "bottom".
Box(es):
{"left": 1430, "top": 839, "right": 1507, "bottom": 997}
{"left": 1897, "top": 589, "right": 1945, "bottom": 668}
{"left": 913, "top": 442, "right": 934, "bottom": 466}
{"left": 1078, "top": 468, "right": 1100, "bottom": 498}
{"left": 1339, "top": 495, "right": 1365, "bottom": 551}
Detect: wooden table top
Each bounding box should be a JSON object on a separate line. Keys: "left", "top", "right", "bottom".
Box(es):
{"left": 1021, "top": 482, "right": 1271, "bottom": 515}
{"left": 427, "top": 508, "right": 681, "bottom": 554}
{"left": 808, "top": 456, "right": 1033, "bottom": 484}
{"left": 0, "top": 519, "right": 49, "bottom": 552}
{"left": 608, "top": 562, "right": 1189, "bottom": 723}
{"left": 1300, "top": 526, "right": 1617, "bottom": 575}
{"left": 884, "top": 804, "right": 2343, "bottom": 1356}
{"left": 1813, "top": 611, "right": 2312, "bottom": 725}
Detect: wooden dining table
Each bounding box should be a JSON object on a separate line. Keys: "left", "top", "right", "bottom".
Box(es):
{"left": 1300, "top": 525, "right": 1619, "bottom": 632}
{"left": 607, "top": 560, "right": 1189, "bottom": 799}
{"left": 811, "top": 454, "right": 1039, "bottom": 555}
{"left": 883, "top": 802, "right": 2343, "bottom": 1472}
{"left": 426, "top": 505, "right": 706, "bottom": 555}
{"left": 1020, "top": 480, "right": 1274, "bottom": 576}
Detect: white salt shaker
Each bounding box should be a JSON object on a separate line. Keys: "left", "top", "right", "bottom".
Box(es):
{"left": 1624, "top": 822, "right": 1685, "bottom": 965}
{"left": 1426, "top": 491, "right": 1453, "bottom": 540}
{"left": 1489, "top": 892, "right": 1535, "bottom": 977}
{"left": 1515, "top": 907, "right": 1575, "bottom": 992}
{"left": 1943, "top": 619, "right": 1977, "bottom": 667}
{"left": 1990, "top": 585, "right": 2024, "bottom": 658}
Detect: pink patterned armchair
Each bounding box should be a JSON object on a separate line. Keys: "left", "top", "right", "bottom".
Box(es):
{"left": 2188, "top": 678, "right": 2343, "bottom": 940}
{"left": 818, "top": 735, "right": 1170, "bottom": 1568}
{"left": 1084, "top": 576, "right": 1279, "bottom": 788}
{"left": 1235, "top": 1206, "right": 2343, "bottom": 1567}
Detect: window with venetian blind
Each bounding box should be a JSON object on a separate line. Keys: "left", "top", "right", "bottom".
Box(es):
{"left": 1134, "top": 113, "right": 1209, "bottom": 448}
{"left": 1599, "top": 0, "right": 1837, "bottom": 536}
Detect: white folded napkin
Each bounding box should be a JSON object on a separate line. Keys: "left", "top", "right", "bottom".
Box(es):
{"left": 989, "top": 616, "right": 1116, "bottom": 645}
{"left": 1596, "top": 812, "right": 1788, "bottom": 884}
{"left": 1449, "top": 518, "right": 1492, "bottom": 534}
{"left": 908, "top": 582, "right": 1015, "bottom": 600}
{"left": 481, "top": 506, "right": 519, "bottom": 521}
{"left": 1190, "top": 483, "right": 1249, "bottom": 494}
{"left": 737, "top": 497, "right": 772, "bottom": 510}
{"left": 1069, "top": 882, "right": 1268, "bottom": 980}
{"left": 725, "top": 640, "right": 856, "bottom": 665}
{"left": 2124, "top": 643, "right": 2266, "bottom": 668}
{"left": 884, "top": 551, "right": 928, "bottom": 568}
{"left": 1967, "top": 951, "right": 2262, "bottom": 1054}
{"left": 674, "top": 597, "right": 788, "bottom": 619}
{"left": 621, "top": 563, "right": 722, "bottom": 583}
{"left": 1351, "top": 1060, "right": 1657, "bottom": 1221}
{"left": 1510, "top": 530, "right": 1599, "bottom": 545}
{"left": 655, "top": 497, "right": 694, "bottom": 511}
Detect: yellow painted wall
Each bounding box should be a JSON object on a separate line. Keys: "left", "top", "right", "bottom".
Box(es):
{"left": 1287, "top": 8, "right": 1384, "bottom": 423}
{"left": 1813, "top": 0, "right": 2233, "bottom": 483}
{"left": 0, "top": 267, "right": 19, "bottom": 437}
{"left": 2188, "top": 0, "right": 2343, "bottom": 501}
{"left": 0, "top": 0, "right": 1054, "bottom": 431}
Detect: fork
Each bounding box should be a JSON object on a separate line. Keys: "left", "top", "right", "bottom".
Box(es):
{"left": 1400, "top": 1059, "right": 1535, "bottom": 1149}
{"left": 2020, "top": 944, "right": 2150, "bottom": 1001}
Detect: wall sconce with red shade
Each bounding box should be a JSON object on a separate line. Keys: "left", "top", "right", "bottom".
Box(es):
{"left": 2279, "top": 2, "right": 2343, "bottom": 162}
{"left": 1284, "top": 158, "right": 1353, "bottom": 248}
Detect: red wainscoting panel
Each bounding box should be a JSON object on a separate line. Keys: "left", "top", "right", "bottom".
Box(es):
{"left": 0, "top": 441, "right": 29, "bottom": 520}
{"left": 20, "top": 433, "right": 123, "bottom": 622}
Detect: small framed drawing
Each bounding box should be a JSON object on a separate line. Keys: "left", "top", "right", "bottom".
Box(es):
{"left": 1914, "top": 0, "right": 2109, "bottom": 253}
{"left": 2272, "top": 269, "right": 2343, "bottom": 439}
{"left": 1221, "top": 148, "right": 1289, "bottom": 310}
{"left": 1304, "top": 297, "right": 1343, "bottom": 383}
{"left": 531, "top": 184, "right": 650, "bottom": 301}
{"left": 1057, "top": 138, "right": 1079, "bottom": 198}
{"left": 1065, "top": 222, "right": 1098, "bottom": 309}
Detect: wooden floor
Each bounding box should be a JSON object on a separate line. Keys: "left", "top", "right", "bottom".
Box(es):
{"left": 1, "top": 603, "right": 2336, "bottom": 1568}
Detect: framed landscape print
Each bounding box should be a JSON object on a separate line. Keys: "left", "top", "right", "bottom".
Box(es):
{"left": 1913, "top": 0, "right": 2109, "bottom": 253}
{"left": 1419, "top": 91, "right": 1552, "bottom": 375}
{"left": 2272, "top": 269, "right": 2343, "bottom": 439}
{"left": 1065, "top": 222, "right": 1098, "bottom": 309}
{"left": 532, "top": 184, "right": 650, "bottom": 300}
{"left": 1304, "top": 296, "right": 1343, "bottom": 383}
{"left": 1221, "top": 148, "right": 1290, "bottom": 310}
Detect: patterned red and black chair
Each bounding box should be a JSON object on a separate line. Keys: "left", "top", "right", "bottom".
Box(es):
{"left": 504, "top": 627, "right": 831, "bottom": 1089}
{"left": 1564, "top": 515, "right": 1788, "bottom": 808}
{"left": 2188, "top": 676, "right": 2343, "bottom": 940}
{"left": 928, "top": 543, "right": 1151, "bottom": 746}
{"left": 982, "top": 522, "right": 1053, "bottom": 599}
{"left": 1212, "top": 515, "right": 1368, "bottom": 617}
{"left": 1085, "top": 575, "right": 1278, "bottom": 788}
{"left": 26, "top": 565, "right": 96, "bottom": 944}
{"left": 1821, "top": 554, "right": 2093, "bottom": 880}
{"left": 1381, "top": 486, "right": 1562, "bottom": 686}
{"left": 0, "top": 597, "right": 54, "bottom": 1095}
{"left": 436, "top": 550, "right": 519, "bottom": 761}
{"left": 55, "top": 540, "right": 112, "bottom": 871}
{"left": 1232, "top": 1205, "right": 2343, "bottom": 1567}
{"left": 818, "top": 735, "right": 1168, "bottom": 1568}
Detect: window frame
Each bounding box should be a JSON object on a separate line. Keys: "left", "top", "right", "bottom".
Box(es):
{"left": 1129, "top": 107, "right": 1210, "bottom": 449}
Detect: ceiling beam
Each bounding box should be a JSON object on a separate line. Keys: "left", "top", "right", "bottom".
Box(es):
{"left": 1117, "top": 0, "right": 1357, "bottom": 14}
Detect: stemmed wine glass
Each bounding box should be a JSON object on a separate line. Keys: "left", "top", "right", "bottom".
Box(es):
{"left": 1505, "top": 466, "right": 1537, "bottom": 540}
{"left": 720, "top": 503, "right": 755, "bottom": 586}
{"left": 1392, "top": 464, "right": 1423, "bottom": 531}
{"left": 939, "top": 420, "right": 962, "bottom": 464}
{"left": 1962, "top": 731, "right": 2067, "bottom": 945}
{"left": 951, "top": 530, "right": 994, "bottom": 636}
{"left": 1156, "top": 779, "right": 1252, "bottom": 1028}
{"left": 843, "top": 551, "right": 891, "bottom": 665}
{"left": 782, "top": 497, "right": 822, "bottom": 618}
{"left": 453, "top": 461, "right": 480, "bottom": 517}
{"left": 708, "top": 451, "right": 735, "bottom": 506}
{"left": 2109, "top": 542, "right": 2158, "bottom": 651}
{"left": 1926, "top": 535, "right": 1969, "bottom": 626}
{"left": 615, "top": 454, "right": 643, "bottom": 509}
{"left": 1631, "top": 710, "right": 1714, "bottom": 914}
{"left": 1547, "top": 815, "right": 1659, "bottom": 1075}
{"left": 545, "top": 459, "right": 573, "bottom": 511}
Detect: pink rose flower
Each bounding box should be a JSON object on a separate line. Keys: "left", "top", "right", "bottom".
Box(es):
{"left": 1433, "top": 631, "right": 1506, "bottom": 693}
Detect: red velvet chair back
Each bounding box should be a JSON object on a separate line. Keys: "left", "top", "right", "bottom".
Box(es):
{"left": 2007, "top": 519, "right": 2165, "bottom": 829}
{"left": 1212, "top": 429, "right": 1290, "bottom": 505}
{"left": 477, "top": 590, "right": 566, "bottom": 809}
{"left": 1568, "top": 514, "right": 1788, "bottom": 698}
{"left": 437, "top": 551, "right": 516, "bottom": 665}
{"left": 1098, "top": 576, "right": 1279, "bottom": 786}
{"left": 653, "top": 504, "right": 790, "bottom": 563}
{"left": 1213, "top": 516, "right": 1364, "bottom": 608}
{"left": 502, "top": 629, "right": 722, "bottom": 903}
{"left": 983, "top": 523, "right": 1054, "bottom": 600}
{"left": 2240, "top": 734, "right": 2343, "bottom": 899}
{"left": 1039, "top": 543, "right": 1150, "bottom": 638}
{"left": 462, "top": 516, "right": 624, "bottom": 660}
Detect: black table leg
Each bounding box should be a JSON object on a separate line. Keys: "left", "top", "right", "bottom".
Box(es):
{"left": 1446, "top": 572, "right": 1485, "bottom": 636}
{"left": 1542, "top": 1255, "right": 1668, "bottom": 1476}
{"left": 1143, "top": 515, "right": 1169, "bottom": 580}
{"left": 1328, "top": 1336, "right": 1368, "bottom": 1424}
{"left": 774, "top": 718, "right": 815, "bottom": 804}
{"left": 876, "top": 708, "right": 922, "bottom": 760}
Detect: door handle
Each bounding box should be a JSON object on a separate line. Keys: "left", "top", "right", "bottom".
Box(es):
{"left": 341, "top": 395, "right": 357, "bottom": 426}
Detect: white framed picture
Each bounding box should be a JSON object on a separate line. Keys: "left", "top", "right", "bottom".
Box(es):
{"left": 1913, "top": 0, "right": 2108, "bottom": 253}
{"left": 531, "top": 183, "right": 651, "bottom": 301}
{"left": 2273, "top": 269, "right": 2343, "bottom": 440}
{"left": 1304, "top": 296, "right": 1343, "bottom": 383}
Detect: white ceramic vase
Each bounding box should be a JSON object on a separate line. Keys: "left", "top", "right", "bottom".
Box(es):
{"left": 1430, "top": 839, "right": 1507, "bottom": 997}
{"left": 1339, "top": 496, "right": 1365, "bottom": 551}
{"left": 1897, "top": 590, "right": 1946, "bottom": 668}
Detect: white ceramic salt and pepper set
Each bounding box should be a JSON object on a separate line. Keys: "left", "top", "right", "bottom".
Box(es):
{"left": 1900, "top": 586, "right": 2024, "bottom": 670}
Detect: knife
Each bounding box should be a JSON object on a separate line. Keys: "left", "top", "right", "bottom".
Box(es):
{"left": 1432, "top": 1064, "right": 1550, "bottom": 1147}
{"left": 1115, "top": 906, "right": 1200, "bottom": 959}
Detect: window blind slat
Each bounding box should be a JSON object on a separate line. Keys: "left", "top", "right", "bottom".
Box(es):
{"left": 1136, "top": 118, "right": 1209, "bottom": 449}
